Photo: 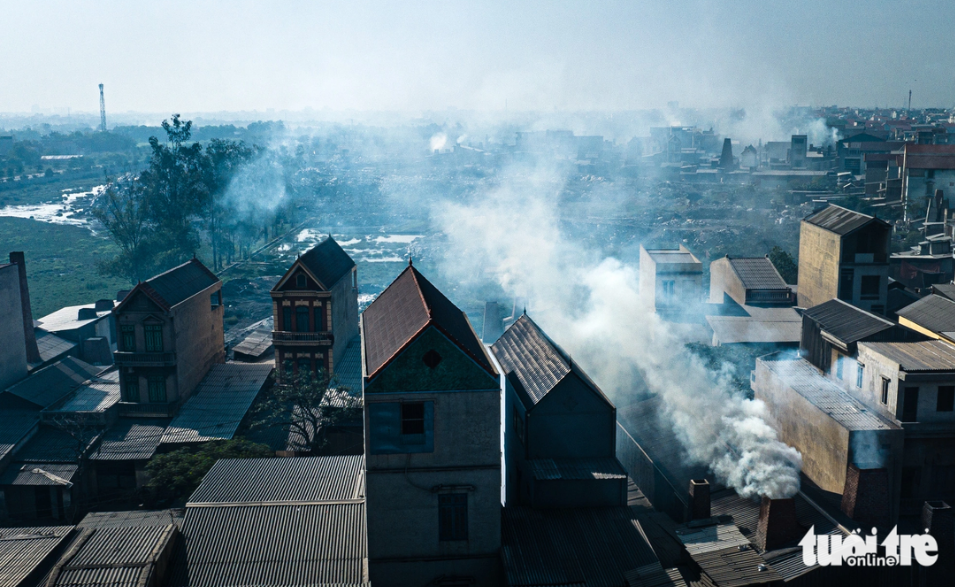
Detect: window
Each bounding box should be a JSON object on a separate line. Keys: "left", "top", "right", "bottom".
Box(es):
{"left": 662, "top": 280, "right": 676, "bottom": 300}
{"left": 938, "top": 386, "right": 955, "bottom": 412}
{"left": 296, "top": 306, "right": 310, "bottom": 332}
{"left": 211, "top": 291, "right": 221, "bottom": 309}
{"left": 438, "top": 493, "right": 468, "bottom": 541}
{"left": 296, "top": 273, "right": 307, "bottom": 288}
{"left": 283, "top": 307, "right": 292, "bottom": 331}
{"left": 835, "top": 356, "right": 844, "bottom": 380}
{"left": 838, "top": 269, "right": 854, "bottom": 300}
{"left": 881, "top": 377, "right": 890, "bottom": 405}
{"left": 144, "top": 324, "right": 163, "bottom": 352}
{"left": 121, "top": 325, "right": 135, "bottom": 352}
{"left": 314, "top": 304, "right": 323, "bottom": 331}
{"left": 124, "top": 376, "right": 139, "bottom": 402}
{"left": 856, "top": 363, "right": 864, "bottom": 388}
{"left": 147, "top": 376, "right": 166, "bottom": 403}
{"left": 423, "top": 349, "right": 442, "bottom": 369}
{"left": 402, "top": 402, "right": 425, "bottom": 435}
{"left": 902, "top": 387, "right": 919, "bottom": 422}
{"left": 860, "top": 275, "right": 881, "bottom": 300}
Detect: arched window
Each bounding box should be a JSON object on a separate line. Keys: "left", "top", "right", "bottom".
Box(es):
{"left": 296, "top": 273, "right": 307, "bottom": 288}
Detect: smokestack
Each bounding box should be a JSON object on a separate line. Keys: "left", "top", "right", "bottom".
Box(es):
{"left": 9, "top": 252, "right": 40, "bottom": 363}
{"left": 719, "top": 138, "right": 734, "bottom": 169}
{"left": 688, "top": 479, "right": 711, "bottom": 521}
{"left": 482, "top": 301, "right": 504, "bottom": 343}
{"left": 99, "top": 83, "right": 107, "bottom": 133}
{"left": 921, "top": 501, "right": 954, "bottom": 575}
{"left": 755, "top": 497, "right": 802, "bottom": 551}
{"left": 840, "top": 464, "right": 889, "bottom": 525}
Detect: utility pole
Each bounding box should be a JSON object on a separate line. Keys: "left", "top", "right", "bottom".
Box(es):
{"left": 908, "top": 89, "right": 912, "bottom": 112}
{"left": 99, "top": 84, "right": 107, "bottom": 132}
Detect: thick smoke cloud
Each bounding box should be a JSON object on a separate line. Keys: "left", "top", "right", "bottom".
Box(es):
{"left": 434, "top": 161, "right": 803, "bottom": 499}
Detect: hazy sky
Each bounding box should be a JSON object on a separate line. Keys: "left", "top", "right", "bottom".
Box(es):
{"left": 3, "top": 0, "right": 954, "bottom": 114}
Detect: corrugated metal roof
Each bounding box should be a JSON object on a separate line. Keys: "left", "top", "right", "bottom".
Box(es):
{"left": 188, "top": 455, "right": 364, "bottom": 504}
{"left": 0, "top": 526, "right": 74, "bottom": 587}
{"left": 232, "top": 329, "right": 272, "bottom": 360}
{"left": 675, "top": 523, "right": 781, "bottom": 587}
{"left": 802, "top": 299, "right": 895, "bottom": 344}
{"left": 333, "top": 338, "right": 362, "bottom": 394}
{"left": 528, "top": 457, "right": 627, "bottom": 481}
{"left": 36, "top": 303, "right": 112, "bottom": 334}
{"left": 297, "top": 237, "right": 356, "bottom": 289}
{"left": 861, "top": 339, "right": 955, "bottom": 372}
{"left": 931, "top": 283, "right": 955, "bottom": 301}
{"left": 90, "top": 419, "right": 167, "bottom": 461}
{"left": 803, "top": 204, "right": 883, "bottom": 235}
{"left": 361, "top": 264, "right": 495, "bottom": 380}
{"left": 897, "top": 293, "right": 955, "bottom": 334}
{"left": 161, "top": 363, "right": 272, "bottom": 445}
{"left": 78, "top": 509, "right": 183, "bottom": 529}
{"left": 726, "top": 257, "right": 789, "bottom": 291}
{"left": 46, "top": 371, "right": 120, "bottom": 414}
{"left": 624, "top": 562, "right": 689, "bottom": 587}
{"left": 759, "top": 358, "right": 898, "bottom": 431}
{"left": 168, "top": 503, "right": 367, "bottom": 587}
{"left": 35, "top": 330, "right": 77, "bottom": 364}
{"left": 3, "top": 357, "right": 106, "bottom": 409}
{"left": 15, "top": 425, "right": 99, "bottom": 463}
{"left": 0, "top": 409, "right": 39, "bottom": 463}
{"left": 0, "top": 463, "right": 77, "bottom": 486}
{"left": 143, "top": 258, "right": 219, "bottom": 310}
{"left": 49, "top": 525, "right": 177, "bottom": 587}
{"left": 502, "top": 505, "right": 659, "bottom": 587}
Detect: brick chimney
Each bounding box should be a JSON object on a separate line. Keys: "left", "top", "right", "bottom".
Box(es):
{"left": 755, "top": 497, "right": 802, "bottom": 551}
{"left": 922, "top": 501, "right": 954, "bottom": 575}
{"left": 9, "top": 252, "right": 40, "bottom": 363}
{"left": 688, "top": 479, "right": 711, "bottom": 521}
{"left": 840, "top": 464, "right": 889, "bottom": 525}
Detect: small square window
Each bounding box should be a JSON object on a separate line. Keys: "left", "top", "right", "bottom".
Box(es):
{"left": 423, "top": 349, "right": 442, "bottom": 369}
{"left": 938, "top": 386, "right": 955, "bottom": 412}
{"left": 402, "top": 402, "right": 425, "bottom": 435}
{"left": 860, "top": 275, "right": 881, "bottom": 300}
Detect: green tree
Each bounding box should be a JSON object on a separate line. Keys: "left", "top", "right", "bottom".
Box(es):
{"left": 145, "top": 439, "right": 273, "bottom": 505}
{"left": 769, "top": 245, "right": 798, "bottom": 284}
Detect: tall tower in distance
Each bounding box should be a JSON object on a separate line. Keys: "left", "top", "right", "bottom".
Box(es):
{"left": 99, "top": 83, "right": 107, "bottom": 132}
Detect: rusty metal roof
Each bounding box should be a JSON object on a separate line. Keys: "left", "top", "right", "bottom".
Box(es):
{"left": 361, "top": 264, "right": 494, "bottom": 379}
{"left": 802, "top": 205, "right": 885, "bottom": 236}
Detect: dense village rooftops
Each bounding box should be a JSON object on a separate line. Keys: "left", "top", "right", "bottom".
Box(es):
{"left": 802, "top": 298, "right": 896, "bottom": 344}
{"left": 361, "top": 263, "right": 495, "bottom": 379}
{"left": 44, "top": 370, "right": 119, "bottom": 414}
{"left": 116, "top": 258, "right": 219, "bottom": 313}
{"left": 0, "top": 463, "right": 78, "bottom": 486}
{"left": 491, "top": 314, "right": 609, "bottom": 408}
{"left": 0, "top": 410, "right": 38, "bottom": 463}
{"left": 90, "top": 419, "right": 167, "bottom": 461}
{"left": 161, "top": 363, "right": 272, "bottom": 445}
{"left": 189, "top": 455, "right": 364, "bottom": 504}
{"left": 896, "top": 293, "right": 955, "bottom": 335}
{"left": 3, "top": 357, "right": 106, "bottom": 410}
{"left": 48, "top": 525, "right": 178, "bottom": 587}
{"left": 759, "top": 357, "right": 899, "bottom": 431}
{"left": 286, "top": 236, "right": 356, "bottom": 289}
{"left": 0, "top": 525, "right": 74, "bottom": 587}
{"left": 725, "top": 257, "right": 790, "bottom": 290}
{"left": 675, "top": 522, "right": 782, "bottom": 586}
{"left": 78, "top": 509, "right": 183, "bottom": 529}
{"left": 13, "top": 425, "right": 100, "bottom": 463}
{"left": 802, "top": 204, "right": 887, "bottom": 235}
{"left": 861, "top": 340, "right": 955, "bottom": 373}
{"left": 34, "top": 330, "right": 77, "bottom": 365}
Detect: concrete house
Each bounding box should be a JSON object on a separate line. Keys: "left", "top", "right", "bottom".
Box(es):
{"left": 491, "top": 314, "right": 626, "bottom": 508}
{"left": 361, "top": 262, "right": 501, "bottom": 586}
{"left": 798, "top": 205, "right": 891, "bottom": 314}
{"left": 271, "top": 236, "right": 358, "bottom": 379}
{"left": 639, "top": 245, "right": 703, "bottom": 318}
{"left": 112, "top": 259, "right": 224, "bottom": 417}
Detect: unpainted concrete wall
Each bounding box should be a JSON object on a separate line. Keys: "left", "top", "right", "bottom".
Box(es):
{"left": 0, "top": 264, "right": 28, "bottom": 389}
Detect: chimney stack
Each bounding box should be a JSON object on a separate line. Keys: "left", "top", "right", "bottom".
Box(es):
{"left": 841, "top": 464, "right": 889, "bottom": 525}
{"left": 688, "top": 479, "right": 711, "bottom": 521}
{"left": 922, "top": 501, "right": 954, "bottom": 575}
{"left": 755, "top": 497, "right": 802, "bottom": 551}
{"left": 9, "top": 252, "right": 40, "bottom": 363}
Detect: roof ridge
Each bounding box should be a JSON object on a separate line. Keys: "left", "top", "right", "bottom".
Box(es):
{"left": 407, "top": 265, "right": 432, "bottom": 318}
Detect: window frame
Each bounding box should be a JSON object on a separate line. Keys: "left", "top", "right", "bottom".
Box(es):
{"left": 880, "top": 377, "right": 890, "bottom": 405}
{"left": 856, "top": 363, "right": 864, "bottom": 388}
{"left": 296, "top": 273, "right": 307, "bottom": 289}
{"left": 147, "top": 376, "right": 167, "bottom": 403}
{"left": 438, "top": 493, "right": 468, "bottom": 542}
{"left": 121, "top": 325, "right": 136, "bottom": 352}
{"left": 401, "top": 402, "right": 426, "bottom": 436}
{"left": 144, "top": 324, "right": 163, "bottom": 352}
{"left": 123, "top": 375, "right": 139, "bottom": 402}
{"left": 296, "top": 306, "right": 311, "bottom": 333}
{"left": 282, "top": 307, "right": 293, "bottom": 331}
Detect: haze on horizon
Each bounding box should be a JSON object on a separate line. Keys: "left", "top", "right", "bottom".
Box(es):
{"left": 3, "top": 0, "right": 954, "bottom": 115}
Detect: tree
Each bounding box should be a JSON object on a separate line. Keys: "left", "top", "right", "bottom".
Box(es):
{"left": 769, "top": 245, "right": 798, "bottom": 285}
{"left": 251, "top": 369, "right": 360, "bottom": 454}
{"left": 145, "top": 439, "right": 273, "bottom": 505}
{"left": 93, "top": 177, "right": 153, "bottom": 281}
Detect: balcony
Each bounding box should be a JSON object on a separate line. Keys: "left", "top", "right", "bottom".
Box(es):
{"left": 113, "top": 351, "right": 177, "bottom": 367}
{"left": 117, "top": 401, "right": 178, "bottom": 418}
{"left": 272, "top": 331, "right": 333, "bottom": 345}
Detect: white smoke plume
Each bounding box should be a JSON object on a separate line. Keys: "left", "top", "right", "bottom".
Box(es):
{"left": 434, "top": 165, "right": 802, "bottom": 499}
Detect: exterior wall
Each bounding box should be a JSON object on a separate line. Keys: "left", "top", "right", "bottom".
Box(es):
{"left": 640, "top": 246, "right": 704, "bottom": 313}
{"left": 615, "top": 423, "right": 686, "bottom": 521}
{"left": 639, "top": 247, "right": 658, "bottom": 309}
{"left": 503, "top": 378, "right": 523, "bottom": 506}
{"left": 0, "top": 264, "right": 28, "bottom": 389}
{"left": 171, "top": 284, "right": 224, "bottom": 402}
{"left": 330, "top": 268, "right": 359, "bottom": 364}
{"left": 525, "top": 375, "right": 615, "bottom": 459}
{"left": 708, "top": 257, "right": 746, "bottom": 305}
{"left": 798, "top": 222, "right": 842, "bottom": 309}
{"left": 897, "top": 316, "right": 942, "bottom": 340}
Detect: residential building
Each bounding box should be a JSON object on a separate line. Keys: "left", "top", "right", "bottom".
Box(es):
{"left": 491, "top": 314, "right": 626, "bottom": 508}
{"left": 361, "top": 261, "right": 501, "bottom": 586}
{"left": 36, "top": 299, "right": 116, "bottom": 364}
{"left": 896, "top": 293, "right": 955, "bottom": 343}
{"left": 639, "top": 245, "right": 703, "bottom": 318}
{"left": 790, "top": 134, "right": 807, "bottom": 168}
{"left": 797, "top": 205, "right": 891, "bottom": 314}
{"left": 112, "top": 259, "right": 224, "bottom": 417}
{"left": 270, "top": 236, "right": 358, "bottom": 379}
{"left": 901, "top": 144, "right": 955, "bottom": 221}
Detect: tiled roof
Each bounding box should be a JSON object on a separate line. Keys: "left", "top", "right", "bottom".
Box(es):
{"left": 188, "top": 456, "right": 364, "bottom": 504}
{"left": 501, "top": 506, "right": 659, "bottom": 587}
{"left": 0, "top": 525, "right": 74, "bottom": 587}
{"left": 361, "top": 264, "right": 494, "bottom": 379}
{"left": 802, "top": 299, "right": 895, "bottom": 344}
{"left": 0, "top": 409, "right": 38, "bottom": 463}
{"left": 297, "top": 237, "right": 356, "bottom": 288}
{"left": 118, "top": 258, "right": 219, "bottom": 312}
{"left": 861, "top": 340, "right": 955, "bottom": 372}
{"left": 528, "top": 457, "right": 627, "bottom": 481}
{"left": 0, "top": 463, "right": 78, "bottom": 486}
{"left": 45, "top": 370, "right": 120, "bottom": 414}
{"left": 162, "top": 363, "right": 272, "bottom": 445}
{"left": 803, "top": 205, "right": 884, "bottom": 235}
{"left": 3, "top": 357, "right": 106, "bottom": 410}
{"left": 897, "top": 294, "right": 955, "bottom": 333}
{"left": 726, "top": 257, "right": 789, "bottom": 291}
{"left": 90, "top": 419, "right": 167, "bottom": 461}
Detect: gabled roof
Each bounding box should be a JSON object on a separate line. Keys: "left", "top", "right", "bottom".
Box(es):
{"left": 862, "top": 340, "right": 955, "bottom": 372}
{"left": 3, "top": 357, "right": 106, "bottom": 410}
{"left": 802, "top": 299, "right": 896, "bottom": 344}
{"left": 90, "top": 419, "right": 167, "bottom": 461}
{"left": 802, "top": 205, "right": 888, "bottom": 236}
{"left": 273, "top": 236, "right": 355, "bottom": 291}
{"left": 0, "top": 525, "right": 75, "bottom": 587}
{"left": 116, "top": 258, "right": 219, "bottom": 313}
{"left": 897, "top": 293, "right": 955, "bottom": 334}
{"left": 491, "top": 314, "right": 611, "bottom": 409}
{"left": 361, "top": 263, "right": 495, "bottom": 379}
{"left": 725, "top": 257, "right": 789, "bottom": 291}
{"left": 0, "top": 410, "right": 38, "bottom": 463}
